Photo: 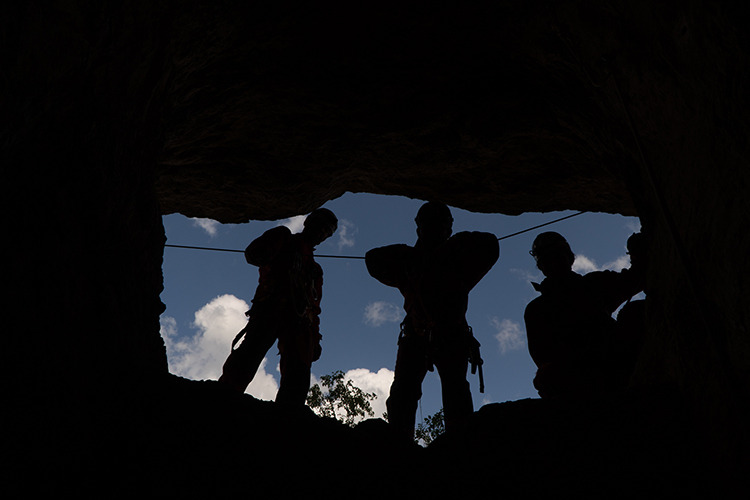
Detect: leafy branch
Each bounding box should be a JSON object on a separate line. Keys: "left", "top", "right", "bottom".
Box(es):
{"left": 415, "top": 408, "right": 445, "bottom": 446}
{"left": 306, "top": 370, "right": 377, "bottom": 427}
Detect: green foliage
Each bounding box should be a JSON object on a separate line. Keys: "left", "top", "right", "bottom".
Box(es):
{"left": 414, "top": 408, "right": 445, "bottom": 446}
{"left": 306, "top": 370, "right": 444, "bottom": 446}
{"left": 306, "top": 370, "right": 377, "bottom": 427}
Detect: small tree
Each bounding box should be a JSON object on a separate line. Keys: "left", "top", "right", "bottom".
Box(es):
{"left": 306, "top": 370, "right": 377, "bottom": 427}
{"left": 414, "top": 408, "right": 445, "bottom": 446}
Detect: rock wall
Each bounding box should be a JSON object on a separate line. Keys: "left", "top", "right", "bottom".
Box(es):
{"left": 5, "top": 0, "right": 748, "bottom": 495}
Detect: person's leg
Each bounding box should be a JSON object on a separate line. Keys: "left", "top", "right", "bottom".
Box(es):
{"left": 219, "top": 318, "right": 277, "bottom": 394}
{"left": 275, "top": 354, "right": 311, "bottom": 406}
{"left": 434, "top": 342, "right": 473, "bottom": 434}
{"left": 276, "top": 327, "right": 317, "bottom": 407}
{"left": 386, "top": 334, "right": 429, "bottom": 442}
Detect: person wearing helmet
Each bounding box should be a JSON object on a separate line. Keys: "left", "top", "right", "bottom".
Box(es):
{"left": 219, "top": 208, "right": 338, "bottom": 406}
{"left": 365, "top": 201, "right": 499, "bottom": 441}
{"left": 523, "top": 231, "right": 646, "bottom": 400}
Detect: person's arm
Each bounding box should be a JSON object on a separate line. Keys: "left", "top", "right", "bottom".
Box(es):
{"left": 365, "top": 244, "right": 411, "bottom": 287}
{"left": 587, "top": 269, "right": 645, "bottom": 314}
{"left": 445, "top": 231, "right": 500, "bottom": 290}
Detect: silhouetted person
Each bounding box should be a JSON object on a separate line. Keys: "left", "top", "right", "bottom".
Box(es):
{"left": 523, "top": 231, "right": 646, "bottom": 400}
{"left": 219, "top": 208, "right": 338, "bottom": 406}
{"left": 614, "top": 232, "right": 649, "bottom": 376}
{"left": 365, "top": 202, "right": 499, "bottom": 441}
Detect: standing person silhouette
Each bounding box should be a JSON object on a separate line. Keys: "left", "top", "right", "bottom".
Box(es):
{"left": 365, "top": 202, "right": 499, "bottom": 441}
{"left": 219, "top": 208, "right": 338, "bottom": 406}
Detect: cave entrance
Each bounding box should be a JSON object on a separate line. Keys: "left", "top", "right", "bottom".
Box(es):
{"left": 160, "top": 192, "right": 640, "bottom": 420}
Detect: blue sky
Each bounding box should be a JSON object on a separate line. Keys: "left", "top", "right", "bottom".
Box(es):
{"left": 159, "top": 192, "right": 641, "bottom": 424}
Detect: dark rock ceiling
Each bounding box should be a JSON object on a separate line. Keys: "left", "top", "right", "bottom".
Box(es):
{"left": 155, "top": 1, "right": 649, "bottom": 222}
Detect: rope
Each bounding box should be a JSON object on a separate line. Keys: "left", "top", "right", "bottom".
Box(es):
{"left": 496, "top": 211, "right": 584, "bottom": 241}
{"left": 164, "top": 211, "right": 586, "bottom": 259}
{"left": 163, "top": 244, "right": 244, "bottom": 254}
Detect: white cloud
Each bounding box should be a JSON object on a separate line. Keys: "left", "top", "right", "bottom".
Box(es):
{"left": 574, "top": 253, "right": 631, "bottom": 274}
{"left": 336, "top": 219, "right": 357, "bottom": 250}
{"left": 572, "top": 254, "right": 599, "bottom": 274}
{"left": 247, "top": 358, "right": 281, "bottom": 401}
{"left": 191, "top": 218, "right": 220, "bottom": 237}
{"left": 490, "top": 317, "right": 526, "bottom": 354}
{"left": 278, "top": 215, "right": 307, "bottom": 233}
{"left": 343, "top": 367, "right": 394, "bottom": 420}
{"left": 160, "top": 294, "right": 279, "bottom": 400}
{"left": 510, "top": 267, "right": 544, "bottom": 285}
{"left": 603, "top": 255, "right": 630, "bottom": 272}
{"left": 625, "top": 219, "right": 642, "bottom": 233}
{"left": 160, "top": 315, "right": 178, "bottom": 338}
{"left": 363, "top": 301, "right": 403, "bottom": 327}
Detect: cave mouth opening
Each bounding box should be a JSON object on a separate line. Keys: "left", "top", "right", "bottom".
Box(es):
{"left": 159, "top": 192, "right": 641, "bottom": 413}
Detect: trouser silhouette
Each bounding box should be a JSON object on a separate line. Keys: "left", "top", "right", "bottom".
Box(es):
{"left": 386, "top": 332, "right": 473, "bottom": 441}
{"left": 219, "top": 313, "right": 317, "bottom": 406}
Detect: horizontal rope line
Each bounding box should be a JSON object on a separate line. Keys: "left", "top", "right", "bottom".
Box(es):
{"left": 496, "top": 211, "right": 585, "bottom": 241}
{"left": 164, "top": 211, "right": 586, "bottom": 259}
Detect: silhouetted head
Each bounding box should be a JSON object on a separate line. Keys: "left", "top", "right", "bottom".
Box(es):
{"left": 415, "top": 202, "right": 453, "bottom": 247}
{"left": 302, "top": 208, "right": 338, "bottom": 246}
{"left": 530, "top": 231, "right": 575, "bottom": 277}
